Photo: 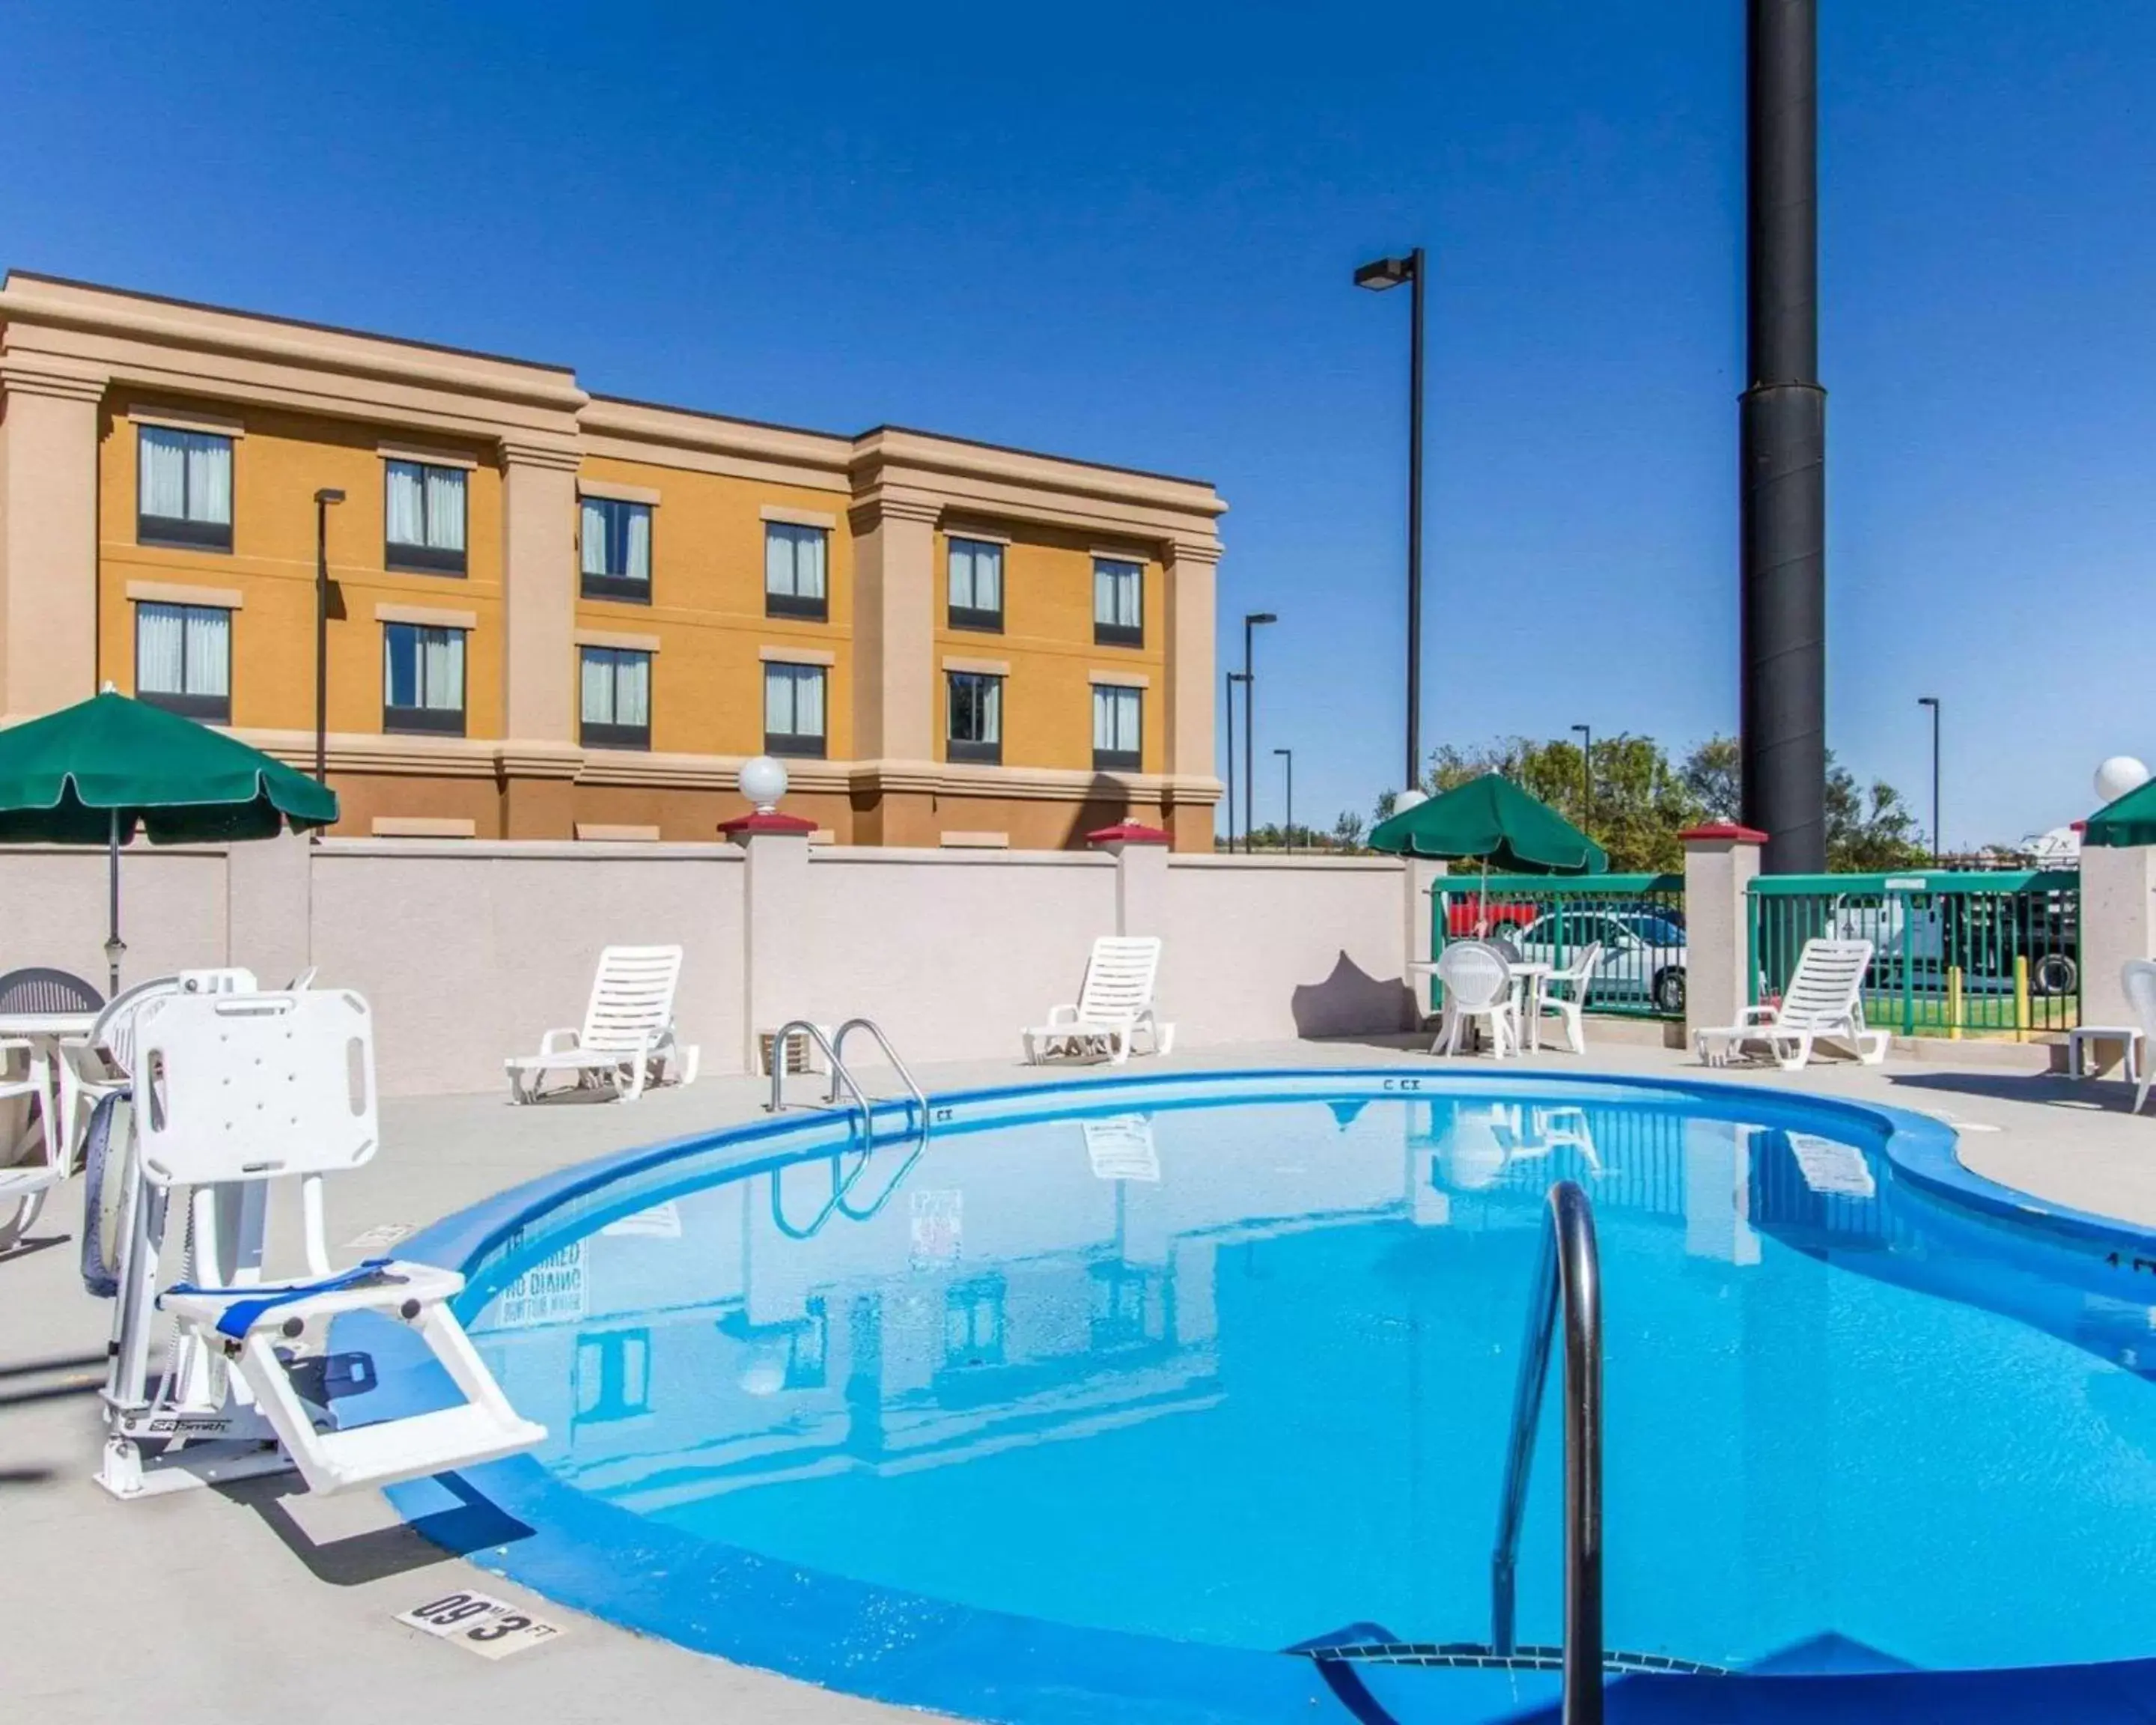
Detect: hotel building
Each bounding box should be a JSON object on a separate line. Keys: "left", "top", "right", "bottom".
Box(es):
{"left": 0, "top": 273, "right": 1225, "bottom": 848}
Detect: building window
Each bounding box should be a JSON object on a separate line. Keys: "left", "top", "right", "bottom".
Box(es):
{"left": 1093, "top": 684, "right": 1142, "bottom": 772}
{"left": 580, "top": 646, "right": 651, "bottom": 750}
{"left": 946, "top": 671, "right": 1003, "bottom": 766}
{"left": 137, "top": 427, "right": 233, "bottom": 552}
{"left": 135, "top": 602, "right": 231, "bottom": 722}
{"left": 948, "top": 538, "right": 1004, "bottom": 632}
{"left": 580, "top": 496, "right": 652, "bottom": 602}
{"left": 1094, "top": 557, "right": 1143, "bottom": 647}
{"left": 384, "top": 460, "right": 468, "bottom": 575}
{"left": 764, "top": 523, "right": 828, "bottom": 621}
{"left": 764, "top": 662, "right": 826, "bottom": 757}
{"left": 382, "top": 623, "right": 466, "bottom": 734}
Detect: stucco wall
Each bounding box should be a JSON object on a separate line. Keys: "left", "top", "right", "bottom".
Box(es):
{"left": 0, "top": 845, "right": 231, "bottom": 986}
{"left": 308, "top": 840, "right": 746, "bottom": 1095}
{"left": 1161, "top": 855, "right": 1416, "bottom": 1044}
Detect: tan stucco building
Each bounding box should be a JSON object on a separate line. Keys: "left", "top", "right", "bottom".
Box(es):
{"left": 0, "top": 273, "right": 1224, "bottom": 848}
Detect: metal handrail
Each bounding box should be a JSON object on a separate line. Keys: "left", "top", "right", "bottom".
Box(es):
{"left": 764, "top": 1017, "right": 931, "bottom": 1237}
{"left": 827, "top": 1017, "right": 928, "bottom": 1132}
{"left": 1490, "top": 1179, "right": 1603, "bottom": 1725}
{"left": 766, "top": 1019, "right": 872, "bottom": 1134}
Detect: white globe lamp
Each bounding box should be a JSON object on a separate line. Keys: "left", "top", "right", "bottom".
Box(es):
{"left": 2095, "top": 756, "right": 2149, "bottom": 808}
{"left": 738, "top": 755, "right": 790, "bottom": 815}
{"left": 1395, "top": 788, "right": 1429, "bottom": 815}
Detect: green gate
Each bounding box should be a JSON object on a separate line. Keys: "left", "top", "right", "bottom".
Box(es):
{"left": 1747, "top": 870, "right": 2080, "bottom": 1038}
{"left": 1428, "top": 873, "right": 1688, "bottom": 1020}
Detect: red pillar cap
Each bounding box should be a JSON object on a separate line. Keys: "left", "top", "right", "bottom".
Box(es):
{"left": 1678, "top": 823, "right": 1769, "bottom": 845}
{"left": 719, "top": 809, "right": 819, "bottom": 836}
{"left": 1085, "top": 822, "right": 1172, "bottom": 846}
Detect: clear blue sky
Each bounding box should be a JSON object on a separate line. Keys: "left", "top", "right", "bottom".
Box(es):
{"left": 5, "top": 0, "right": 2149, "bottom": 849}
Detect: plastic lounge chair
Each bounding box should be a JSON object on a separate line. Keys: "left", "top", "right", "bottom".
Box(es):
{"left": 1434, "top": 940, "right": 1520, "bottom": 1059}
{"left": 505, "top": 945, "right": 698, "bottom": 1103}
{"left": 0, "top": 1037, "right": 60, "bottom": 1250}
{"left": 103, "top": 988, "right": 545, "bottom": 1498}
{"left": 1696, "top": 938, "right": 1887, "bottom": 1071}
{"left": 1023, "top": 937, "right": 1174, "bottom": 1066}
{"left": 2123, "top": 961, "right": 2156, "bottom": 1115}
{"left": 1531, "top": 943, "right": 1604, "bottom": 1053}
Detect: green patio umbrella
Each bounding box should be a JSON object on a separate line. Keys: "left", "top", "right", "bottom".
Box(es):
{"left": 1368, "top": 772, "right": 1608, "bottom": 872}
{"left": 0, "top": 689, "right": 338, "bottom": 994}
{"left": 2083, "top": 779, "right": 2156, "bottom": 849}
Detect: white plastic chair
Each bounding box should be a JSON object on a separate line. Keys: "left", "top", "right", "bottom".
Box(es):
{"left": 103, "top": 988, "right": 545, "bottom": 1498}
{"left": 1023, "top": 937, "right": 1174, "bottom": 1065}
{"left": 1531, "top": 942, "right": 1604, "bottom": 1053}
{"left": 0, "top": 1038, "right": 58, "bottom": 1250}
{"left": 1433, "top": 940, "right": 1520, "bottom": 1059}
{"left": 505, "top": 945, "right": 698, "bottom": 1103}
{"left": 2122, "top": 961, "right": 2156, "bottom": 1115}
{"left": 1696, "top": 938, "right": 1887, "bottom": 1071}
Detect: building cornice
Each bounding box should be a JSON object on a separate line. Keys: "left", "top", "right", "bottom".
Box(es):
{"left": 0, "top": 357, "right": 107, "bottom": 403}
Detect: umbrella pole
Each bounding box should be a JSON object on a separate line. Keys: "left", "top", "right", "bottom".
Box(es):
{"left": 105, "top": 809, "right": 125, "bottom": 998}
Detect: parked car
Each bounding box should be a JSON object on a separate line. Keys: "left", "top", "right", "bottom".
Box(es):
{"left": 1511, "top": 909, "right": 1687, "bottom": 1014}
{"left": 1443, "top": 896, "right": 1540, "bottom": 939}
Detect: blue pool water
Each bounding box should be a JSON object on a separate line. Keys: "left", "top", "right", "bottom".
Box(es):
{"left": 376, "top": 1074, "right": 2156, "bottom": 1721}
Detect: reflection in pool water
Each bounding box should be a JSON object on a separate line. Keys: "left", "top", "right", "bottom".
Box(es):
{"left": 462, "top": 1092, "right": 2156, "bottom": 1678}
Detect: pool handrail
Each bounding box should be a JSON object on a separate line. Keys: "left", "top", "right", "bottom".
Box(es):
{"left": 1490, "top": 1178, "right": 1604, "bottom": 1724}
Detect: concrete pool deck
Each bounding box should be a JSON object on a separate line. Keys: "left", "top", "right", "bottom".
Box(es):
{"left": 7, "top": 1032, "right": 2155, "bottom": 1723}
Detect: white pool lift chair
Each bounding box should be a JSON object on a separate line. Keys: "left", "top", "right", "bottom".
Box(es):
{"left": 1695, "top": 938, "right": 1889, "bottom": 1071}
{"left": 1023, "top": 936, "right": 1175, "bottom": 1065}
{"left": 505, "top": 944, "right": 698, "bottom": 1104}
{"left": 97, "top": 987, "right": 544, "bottom": 1499}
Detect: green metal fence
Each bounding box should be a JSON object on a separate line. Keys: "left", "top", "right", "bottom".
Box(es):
{"left": 1747, "top": 869, "right": 2080, "bottom": 1038}
{"left": 1428, "top": 873, "right": 1688, "bottom": 1019}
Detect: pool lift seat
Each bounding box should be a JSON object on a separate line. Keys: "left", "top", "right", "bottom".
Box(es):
{"left": 97, "top": 988, "right": 545, "bottom": 1500}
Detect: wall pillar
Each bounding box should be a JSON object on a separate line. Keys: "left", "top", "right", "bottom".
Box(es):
{"left": 2078, "top": 843, "right": 2156, "bottom": 1064}
{"left": 1089, "top": 821, "right": 1172, "bottom": 937}
{"left": 1163, "top": 536, "right": 1221, "bottom": 852}
{"left": 0, "top": 364, "right": 104, "bottom": 721}
{"left": 225, "top": 826, "right": 314, "bottom": 986}
{"left": 499, "top": 439, "right": 581, "bottom": 836}
{"left": 848, "top": 493, "right": 938, "bottom": 764}
{"left": 1681, "top": 823, "right": 1767, "bottom": 1052}
{"left": 725, "top": 809, "right": 819, "bottom": 1072}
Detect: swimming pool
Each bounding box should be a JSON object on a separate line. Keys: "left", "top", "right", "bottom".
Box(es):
{"left": 370, "top": 1071, "right": 2156, "bottom": 1722}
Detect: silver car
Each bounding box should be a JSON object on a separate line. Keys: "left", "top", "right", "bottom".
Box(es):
{"left": 1508, "top": 910, "right": 1687, "bottom": 1014}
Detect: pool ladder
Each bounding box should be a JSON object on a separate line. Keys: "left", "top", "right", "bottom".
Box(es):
{"left": 1490, "top": 1179, "right": 1604, "bottom": 1725}
{"left": 765, "top": 1018, "right": 931, "bottom": 1238}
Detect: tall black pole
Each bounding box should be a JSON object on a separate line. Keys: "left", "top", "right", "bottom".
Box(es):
{"left": 1919, "top": 696, "right": 1940, "bottom": 862}
{"left": 1223, "top": 669, "right": 1237, "bottom": 851}
{"left": 1407, "top": 246, "right": 1426, "bottom": 793}
{"left": 313, "top": 487, "right": 344, "bottom": 785}
{"left": 1243, "top": 622, "right": 1257, "bottom": 855}
{"left": 1740, "top": 0, "right": 1827, "bottom": 873}
{"left": 1276, "top": 747, "right": 1294, "bottom": 853}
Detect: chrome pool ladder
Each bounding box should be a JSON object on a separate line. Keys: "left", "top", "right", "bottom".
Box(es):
{"left": 766, "top": 1017, "right": 931, "bottom": 1238}
{"left": 1490, "top": 1178, "right": 1604, "bottom": 1725}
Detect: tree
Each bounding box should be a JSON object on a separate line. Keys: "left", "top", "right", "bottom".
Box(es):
{"left": 1332, "top": 810, "right": 1365, "bottom": 849}
{"left": 1678, "top": 735, "right": 1928, "bottom": 871}
{"left": 1678, "top": 736, "right": 1741, "bottom": 824}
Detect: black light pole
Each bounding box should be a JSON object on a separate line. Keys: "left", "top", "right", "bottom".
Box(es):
{"left": 1226, "top": 673, "right": 1250, "bottom": 850}
{"left": 1571, "top": 723, "right": 1592, "bottom": 834}
{"left": 1242, "top": 612, "right": 1276, "bottom": 854}
{"left": 1274, "top": 747, "right": 1294, "bottom": 853}
{"left": 313, "top": 487, "right": 345, "bottom": 785}
{"left": 1355, "top": 247, "right": 1426, "bottom": 791}
{"left": 1918, "top": 696, "right": 1941, "bottom": 862}
{"left": 1741, "top": 0, "right": 1827, "bottom": 873}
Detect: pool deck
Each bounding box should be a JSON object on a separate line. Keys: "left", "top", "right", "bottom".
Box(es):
{"left": 7, "top": 1031, "right": 2155, "bottom": 1723}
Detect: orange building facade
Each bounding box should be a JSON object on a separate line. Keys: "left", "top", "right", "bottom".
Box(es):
{"left": 0, "top": 273, "right": 1225, "bottom": 848}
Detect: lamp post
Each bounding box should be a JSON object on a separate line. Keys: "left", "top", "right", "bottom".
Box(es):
{"left": 1226, "top": 673, "right": 1250, "bottom": 850}
{"left": 1918, "top": 696, "right": 1941, "bottom": 863}
{"left": 1571, "top": 723, "right": 1592, "bottom": 834}
{"left": 1354, "top": 246, "right": 1426, "bottom": 790}
{"left": 1242, "top": 612, "right": 1276, "bottom": 854}
{"left": 313, "top": 487, "right": 346, "bottom": 785}
{"left": 1274, "top": 747, "right": 1294, "bottom": 853}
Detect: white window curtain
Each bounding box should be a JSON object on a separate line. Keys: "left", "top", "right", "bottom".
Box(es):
{"left": 138, "top": 428, "right": 233, "bottom": 524}
{"left": 386, "top": 462, "right": 427, "bottom": 547}
{"left": 186, "top": 607, "right": 230, "bottom": 696}
{"left": 424, "top": 466, "right": 466, "bottom": 551}
{"left": 624, "top": 506, "right": 651, "bottom": 581}
{"left": 580, "top": 646, "right": 612, "bottom": 721}
{"left": 765, "top": 525, "right": 826, "bottom": 599}
{"left": 386, "top": 624, "right": 464, "bottom": 710}
{"left": 765, "top": 664, "right": 825, "bottom": 736}
{"left": 1094, "top": 685, "right": 1140, "bottom": 753}
{"left": 387, "top": 461, "right": 466, "bottom": 550}
{"left": 949, "top": 672, "right": 1002, "bottom": 743}
{"left": 951, "top": 539, "right": 1003, "bottom": 613}
{"left": 136, "top": 603, "right": 187, "bottom": 693}
{"left": 1094, "top": 559, "right": 1142, "bottom": 627}
{"left": 580, "top": 499, "right": 609, "bottom": 577}
{"left": 978, "top": 675, "right": 1002, "bottom": 742}
{"left": 582, "top": 648, "right": 651, "bottom": 726}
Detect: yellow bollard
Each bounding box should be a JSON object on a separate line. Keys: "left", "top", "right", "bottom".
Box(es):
{"left": 2015, "top": 955, "right": 2030, "bottom": 1042}
{"left": 1947, "top": 966, "right": 1963, "bottom": 1040}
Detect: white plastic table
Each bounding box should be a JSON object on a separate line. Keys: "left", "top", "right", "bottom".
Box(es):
{"left": 2066, "top": 1024, "right": 2143, "bottom": 1083}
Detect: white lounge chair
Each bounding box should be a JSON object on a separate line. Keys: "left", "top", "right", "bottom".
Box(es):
{"left": 1023, "top": 936, "right": 1174, "bottom": 1065}
{"left": 1434, "top": 940, "right": 1520, "bottom": 1059}
{"left": 505, "top": 944, "right": 698, "bottom": 1103}
{"left": 1696, "top": 938, "right": 1889, "bottom": 1071}
{"left": 1529, "top": 942, "right": 1604, "bottom": 1053}
{"left": 102, "top": 988, "right": 545, "bottom": 1498}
